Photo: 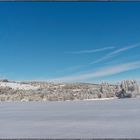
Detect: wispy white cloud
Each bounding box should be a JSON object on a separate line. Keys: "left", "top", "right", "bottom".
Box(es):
{"left": 90, "top": 43, "right": 140, "bottom": 64}
{"left": 66, "top": 46, "right": 115, "bottom": 54}
{"left": 56, "top": 65, "right": 84, "bottom": 73}
{"left": 49, "top": 61, "right": 140, "bottom": 83}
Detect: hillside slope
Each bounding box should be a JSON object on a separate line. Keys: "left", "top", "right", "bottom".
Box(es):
{"left": 0, "top": 80, "right": 139, "bottom": 101}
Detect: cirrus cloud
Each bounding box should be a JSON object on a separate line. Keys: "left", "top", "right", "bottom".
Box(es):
{"left": 66, "top": 46, "right": 115, "bottom": 54}
{"left": 49, "top": 61, "right": 140, "bottom": 83}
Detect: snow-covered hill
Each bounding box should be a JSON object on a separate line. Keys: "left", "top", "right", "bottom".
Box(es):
{"left": 0, "top": 82, "right": 39, "bottom": 90}
{"left": 0, "top": 80, "right": 139, "bottom": 101}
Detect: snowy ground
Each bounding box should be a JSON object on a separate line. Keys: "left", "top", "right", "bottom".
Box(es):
{"left": 0, "top": 98, "right": 140, "bottom": 138}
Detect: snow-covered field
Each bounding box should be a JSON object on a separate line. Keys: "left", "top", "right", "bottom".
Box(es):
{"left": 0, "top": 98, "right": 140, "bottom": 138}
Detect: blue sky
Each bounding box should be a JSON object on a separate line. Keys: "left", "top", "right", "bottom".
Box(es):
{"left": 0, "top": 2, "right": 140, "bottom": 83}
